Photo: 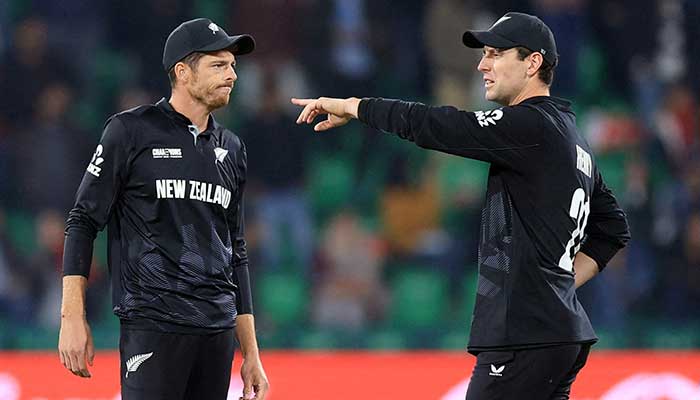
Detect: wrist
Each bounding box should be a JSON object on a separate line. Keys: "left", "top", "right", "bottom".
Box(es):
{"left": 241, "top": 349, "right": 260, "bottom": 360}
{"left": 346, "top": 97, "right": 361, "bottom": 119}
{"left": 61, "top": 310, "right": 86, "bottom": 319}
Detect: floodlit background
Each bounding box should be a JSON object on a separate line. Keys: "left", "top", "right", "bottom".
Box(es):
{"left": 0, "top": 0, "right": 698, "bottom": 398}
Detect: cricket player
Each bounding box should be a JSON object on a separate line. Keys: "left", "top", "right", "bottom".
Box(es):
{"left": 58, "top": 18, "right": 269, "bottom": 400}
{"left": 292, "top": 12, "right": 630, "bottom": 400}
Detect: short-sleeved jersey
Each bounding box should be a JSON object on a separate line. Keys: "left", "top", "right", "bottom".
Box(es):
{"left": 359, "top": 96, "right": 630, "bottom": 352}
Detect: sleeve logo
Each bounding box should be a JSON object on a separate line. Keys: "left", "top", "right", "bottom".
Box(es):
{"left": 475, "top": 109, "right": 503, "bottom": 127}
{"left": 87, "top": 144, "right": 104, "bottom": 177}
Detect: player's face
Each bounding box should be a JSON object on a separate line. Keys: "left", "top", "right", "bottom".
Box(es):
{"left": 187, "top": 51, "right": 237, "bottom": 110}
{"left": 477, "top": 46, "right": 528, "bottom": 105}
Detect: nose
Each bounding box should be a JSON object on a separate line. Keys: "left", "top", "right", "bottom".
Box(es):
{"left": 477, "top": 55, "right": 490, "bottom": 73}
{"left": 227, "top": 65, "right": 237, "bottom": 83}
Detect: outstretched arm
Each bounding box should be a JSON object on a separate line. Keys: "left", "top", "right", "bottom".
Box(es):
{"left": 292, "top": 96, "right": 543, "bottom": 169}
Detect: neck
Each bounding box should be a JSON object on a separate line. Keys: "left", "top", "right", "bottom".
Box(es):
{"left": 168, "top": 90, "right": 210, "bottom": 132}
{"left": 508, "top": 83, "right": 550, "bottom": 106}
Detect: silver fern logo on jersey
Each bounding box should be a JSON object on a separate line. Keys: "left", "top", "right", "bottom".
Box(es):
{"left": 125, "top": 352, "right": 153, "bottom": 378}
{"left": 214, "top": 147, "right": 228, "bottom": 163}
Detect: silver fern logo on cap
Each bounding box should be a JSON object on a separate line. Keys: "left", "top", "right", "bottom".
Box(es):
{"left": 125, "top": 352, "right": 154, "bottom": 378}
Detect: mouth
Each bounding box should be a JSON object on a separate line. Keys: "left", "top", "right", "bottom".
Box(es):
{"left": 218, "top": 85, "right": 233, "bottom": 93}
{"left": 484, "top": 79, "right": 495, "bottom": 88}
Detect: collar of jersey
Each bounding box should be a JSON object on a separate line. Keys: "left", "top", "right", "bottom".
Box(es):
{"left": 156, "top": 98, "right": 220, "bottom": 135}
{"left": 521, "top": 95, "right": 572, "bottom": 109}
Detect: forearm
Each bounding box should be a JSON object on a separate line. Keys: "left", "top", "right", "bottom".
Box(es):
{"left": 62, "top": 227, "right": 96, "bottom": 278}
{"left": 61, "top": 276, "right": 88, "bottom": 318}
{"left": 574, "top": 251, "right": 599, "bottom": 289}
{"left": 357, "top": 97, "right": 426, "bottom": 142}
{"left": 235, "top": 314, "right": 260, "bottom": 359}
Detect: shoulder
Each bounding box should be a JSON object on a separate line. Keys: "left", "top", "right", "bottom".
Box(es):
{"left": 106, "top": 103, "right": 161, "bottom": 128}
{"left": 217, "top": 127, "right": 246, "bottom": 154}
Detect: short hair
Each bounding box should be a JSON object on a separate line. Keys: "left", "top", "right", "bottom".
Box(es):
{"left": 167, "top": 52, "right": 206, "bottom": 87}
{"left": 515, "top": 47, "right": 556, "bottom": 86}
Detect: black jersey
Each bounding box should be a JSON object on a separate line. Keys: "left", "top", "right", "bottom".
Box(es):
{"left": 64, "top": 99, "right": 252, "bottom": 333}
{"left": 358, "top": 96, "right": 630, "bottom": 352}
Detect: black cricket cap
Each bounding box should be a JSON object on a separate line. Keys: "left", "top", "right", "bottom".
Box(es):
{"left": 462, "top": 12, "right": 558, "bottom": 66}
{"left": 162, "top": 18, "right": 255, "bottom": 72}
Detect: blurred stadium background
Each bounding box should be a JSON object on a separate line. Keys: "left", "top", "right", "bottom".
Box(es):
{"left": 0, "top": 0, "right": 699, "bottom": 398}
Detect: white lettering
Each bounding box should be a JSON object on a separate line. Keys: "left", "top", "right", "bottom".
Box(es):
{"left": 173, "top": 179, "right": 186, "bottom": 198}
{"left": 576, "top": 145, "right": 592, "bottom": 178}
{"left": 213, "top": 186, "right": 222, "bottom": 205}
{"left": 222, "top": 189, "right": 231, "bottom": 209}
{"left": 156, "top": 180, "right": 168, "bottom": 198}
{"left": 189, "top": 180, "right": 198, "bottom": 200}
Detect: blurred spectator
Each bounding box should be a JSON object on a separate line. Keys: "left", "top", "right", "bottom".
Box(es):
{"left": 313, "top": 209, "right": 388, "bottom": 330}
{"left": 588, "top": 0, "right": 658, "bottom": 99}
{"left": 116, "top": 86, "right": 156, "bottom": 111}
{"left": 653, "top": 84, "right": 697, "bottom": 171}
{"left": 329, "top": 0, "right": 376, "bottom": 94}
{"left": 424, "top": 0, "right": 482, "bottom": 109}
{"left": 240, "top": 77, "right": 314, "bottom": 274}
{"left": 0, "top": 209, "right": 30, "bottom": 322}
{"left": 25, "top": 210, "right": 64, "bottom": 327}
{"left": 106, "top": 0, "right": 192, "bottom": 93}
{"left": 380, "top": 155, "right": 446, "bottom": 260}
{"left": 14, "top": 82, "right": 92, "bottom": 213}
{"left": 0, "top": 17, "right": 77, "bottom": 132}
{"left": 533, "top": 0, "right": 585, "bottom": 97}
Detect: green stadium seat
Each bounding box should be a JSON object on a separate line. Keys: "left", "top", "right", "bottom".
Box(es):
{"left": 306, "top": 157, "right": 355, "bottom": 222}
{"left": 13, "top": 326, "right": 58, "bottom": 350}
{"left": 257, "top": 273, "right": 308, "bottom": 328}
{"left": 644, "top": 327, "right": 699, "bottom": 349}
{"left": 365, "top": 329, "right": 408, "bottom": 350}
{"left": 390, "top": 269, "right": 448, "bottom": 329}
{"left": 461, "top": 269, "right": 478, "bottom": 320}
{"left": 595, "top": 329, "right": 629, "bottom": 349}
{"left": 4, "top": 210, "right": 36, "bottom": 259}
{"left": 295, "top": 330, "right": 338, "bottom": 349}
{"left": 439, "top": 330, "right": 468, "bottom": 350}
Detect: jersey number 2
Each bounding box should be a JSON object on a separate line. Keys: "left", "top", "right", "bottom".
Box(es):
{"left": 558, "top": 188, "right": 590, "bottom": 272}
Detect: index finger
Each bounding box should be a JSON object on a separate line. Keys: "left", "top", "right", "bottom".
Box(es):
{"left": 290, "top": 98, "right": 314, "bottom": 106}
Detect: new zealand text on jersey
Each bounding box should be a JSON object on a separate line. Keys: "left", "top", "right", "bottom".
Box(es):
{"left": 155, "top": 179, "right": 231, "bottom": 209}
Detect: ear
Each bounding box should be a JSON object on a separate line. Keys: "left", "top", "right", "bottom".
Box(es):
{"left": 174, "top": 62, "right": 190, "bottom": 84}
{"left": 527, "top": 52, "right": 544, "bottom": 78}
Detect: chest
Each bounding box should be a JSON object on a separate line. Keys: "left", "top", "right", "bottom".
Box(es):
{"left": 125, "top": 123, "right": 240, "bottom": 209}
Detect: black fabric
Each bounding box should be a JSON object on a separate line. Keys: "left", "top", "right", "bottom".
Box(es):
{"left": 462, "top": 12, "right": 558, "bottom": 66}
{"left": 465, "top": 344, "right": 591, "bottom": 400}
{"left": 162, "top": 18, "right": 255, "bottom": 71}
{"left": 65, "top": 98, "right": 254, "bottom": 334}
{"left": 119, "top": 326, "right": 236, "bottom": 400}
{"left": 358, "top": 96, "right": 630, "bottom": 352}
{"left": 62, "top": 229, "right": 94, "bottom": 278}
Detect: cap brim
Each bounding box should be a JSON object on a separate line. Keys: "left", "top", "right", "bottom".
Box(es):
{"left": 198, "top": 34, "right": 256, "bottom": 56}
{"left": 462, "top": 30, "right": 518, "bottom": 49}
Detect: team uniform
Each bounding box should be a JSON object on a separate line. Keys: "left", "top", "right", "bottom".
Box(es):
{"left": 358, "top": 95, "right": 630, "bottom": 399}
{"left": 64, "top": 99, "right": 252, "bottom": 399}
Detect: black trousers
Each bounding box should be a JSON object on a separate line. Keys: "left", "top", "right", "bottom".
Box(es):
{"left": 119, "top": 326, "right": 236, "bottom": 400}
{"left": 465, "top": 343, "right": 591, "bottom": 400}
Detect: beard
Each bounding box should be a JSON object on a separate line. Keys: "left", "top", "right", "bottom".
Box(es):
{"left": 189, "top": 81, "right": 231, "bottom": 110}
